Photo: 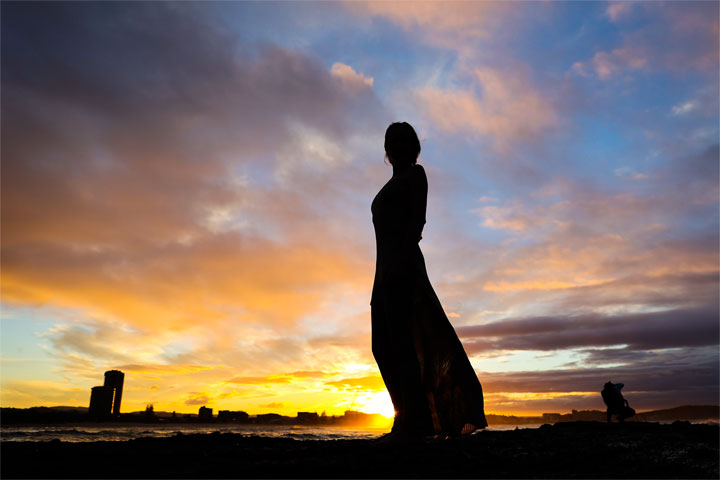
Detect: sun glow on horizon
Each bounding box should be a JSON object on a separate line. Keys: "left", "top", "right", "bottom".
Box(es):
{"left": 351, "top": 390, "right": 395, "bottom": 419}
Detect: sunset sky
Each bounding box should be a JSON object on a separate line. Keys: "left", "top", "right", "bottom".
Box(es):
{"left": 2, "top": 1, "right": 718, "bottom": 418}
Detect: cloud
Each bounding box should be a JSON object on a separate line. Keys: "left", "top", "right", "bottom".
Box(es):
{"left": 348, "top": 1, "right": 510, "bottom": 48}
{"left": 1, "top": 1, "right": 717, "bottom": 416}
{"left": 1, "top": 380, "right": 89, "bottom": 408}
{"left": 0, "top": 2, "right": 391, "bottom": 412}
{"left": 475, "top": 204, "right": 546, "bottom": 231}
{"left": 613, "top": 167, "right": 648, "bottom": 180}
{"left": 331, "top": 62, "right": 374, "bottom": 92}
{"left": 572, "top": 2, "right": 718, "bottom": 79}
{"left": 439, "top": 144, "right": 718, "bottom": 363}
{"left": 606, "top": 1, "right": 634, "bottom": 22}
{"left": 226, "top": 376, "right": 293, "bottom": 385}
{"left": 671, "top": 101, "right": 697, "bottom": 116}
{"left": 324, "top": 375, "right": 386, "bottom": 392}
{"left": 466, "top": 120, "right": 714, "bottom": 329}
{"left": 288, "top": 370, "right": 328, "bottom": 378}
{"left": 259, "top": 402, "right": 285, "bottom": 409}
{"left": 115, "top": 364, "right": 220, "bottom": 375}
{"left": 1, "top": 2, "right": 385, "bottom": 340}
{"left": 222, "top": 371, "right": 331, "bottom": 387}
{"left": 184, "top": 393, "right": 210, "bottom": 406}
{"left": 459, "top": 306, "right": 719, "bottom": 353}
{"left": 414, "top": 67, "right": 558, "bottom": 150}
{"left": 572, "top": 47, "right": 647, "bottom": 81}
{"left": 479, "top": 350, "right": 719, "bottom": 409}
{"left": 591, "top": 47, "right": 648, "bottom": 80}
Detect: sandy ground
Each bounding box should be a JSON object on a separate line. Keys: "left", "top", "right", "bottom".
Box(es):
{"left": 1, "top": 421, "right": 717, "bottom": 479}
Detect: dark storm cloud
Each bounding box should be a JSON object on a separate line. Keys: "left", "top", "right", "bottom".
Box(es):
{"left": 459, "top": 306, "right": 719, "bottom": 353}
{"left": 2, "top": 1, "right": 383, "bottom": 186}
{"left": 2, "top": 3, "right": 236, "bottom": 111}
{"left": 481, "top": 351, "right": 718, "bottom": 399}
{"left": 2, "top": 2, "right": 381, "bottom": 125}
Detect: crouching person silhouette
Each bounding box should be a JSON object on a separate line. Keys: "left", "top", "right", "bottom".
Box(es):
{"left": 601, "top": 381, "right": 636, "bottom": 423}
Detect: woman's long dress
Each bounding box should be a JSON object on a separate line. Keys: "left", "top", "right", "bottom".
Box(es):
{"left": 371, "top": 164, "right": 487, "bottom": 436}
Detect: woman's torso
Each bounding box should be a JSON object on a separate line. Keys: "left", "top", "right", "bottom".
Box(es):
{"left": 371, "top": 165, "right": 427, "bottom": 305}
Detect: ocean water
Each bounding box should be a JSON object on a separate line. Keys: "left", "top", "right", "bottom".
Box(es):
{"left": 0, "top": 423, "right": 538, "bottom": 442}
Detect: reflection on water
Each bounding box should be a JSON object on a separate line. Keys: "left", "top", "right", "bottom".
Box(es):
{"left": 0, "top": 424, "right": 391, "bottom": 442}
{"left": 1, "top": 423, "right": 546, "bottom": 442}
{"left": 3, "top": 420, "right": 715, "bottom": 443}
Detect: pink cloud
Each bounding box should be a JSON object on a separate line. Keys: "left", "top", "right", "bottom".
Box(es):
{"left": 415, "top": 67, "right": 558, "bottom": 150}
{"left": 348, "top": 1, "right": 511, "bottom": 48}
{"left": 573, "top": 2, "right": 718, "bottom": 79}
{"left": 606, "top": 1, "right": 633, "bottom": 22}
{"left": 575, "top": 47, "right": 647, "bottom": 81}
{"left": 331, "top": 62, "right": 374, "bottom": 92}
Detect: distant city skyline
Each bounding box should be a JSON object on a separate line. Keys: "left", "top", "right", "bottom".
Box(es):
{"left": 1, "top": 1, "right": 718, "bottom": 416}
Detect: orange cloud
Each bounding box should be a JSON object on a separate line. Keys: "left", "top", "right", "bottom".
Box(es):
{"left": 324, "top": 375, "right": 386, "bottom": 392}
{"left": 288, "top": 370, "right": 329, "bottom": 378}
{"left": 227, "top": 376, "right": 293, "bottom": 385}
{"left": 116, "top": 364, "right": 221, "bottom": 375}
{"left": 184, "top": 392, "right": 211, "bottom": 406}
{"left": 1, "top": 13, "right": 387, "bottom": 412}
{"left": 1, "top": 381, "right": 90, "bottom": 408}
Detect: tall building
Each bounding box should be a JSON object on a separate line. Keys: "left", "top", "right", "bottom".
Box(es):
{"left": 104, "top": 370, "right": 124, "bottom": 416}
{"left": 88, "top": 370, "right": 125, "bottom": 419}
{"left": 89, "top": 386, "right": 114, "bottom": 418}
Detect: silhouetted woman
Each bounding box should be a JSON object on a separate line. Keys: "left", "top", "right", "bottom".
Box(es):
{"left": 371, "top": 122, "right": 487, "bottom": 439}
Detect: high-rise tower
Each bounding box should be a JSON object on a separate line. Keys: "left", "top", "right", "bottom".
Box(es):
{"left": 103, "top": 370, "right": 124, "bottom": 416}
{"left": 89, "top": 386, "right": 114, "bottom": 418}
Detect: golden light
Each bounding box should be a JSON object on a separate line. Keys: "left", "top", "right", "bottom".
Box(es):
{"left": 353, "top": 390, "right": 395, "bottom": 420}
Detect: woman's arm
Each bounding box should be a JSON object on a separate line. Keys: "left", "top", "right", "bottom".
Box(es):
{"left": 386, "top": 164, "right": 428, "bottom": 276}
{"left": 407, "top": 164, "right": 427, "bottom": 243}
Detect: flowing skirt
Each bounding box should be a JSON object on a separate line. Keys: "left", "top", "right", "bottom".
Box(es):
{"left": 371, "top": 246, "right": 487, "bottom": 436}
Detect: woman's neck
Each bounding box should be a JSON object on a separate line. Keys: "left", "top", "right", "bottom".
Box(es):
{"left": 392, "top": 163, "right": 413, "bottom": 177}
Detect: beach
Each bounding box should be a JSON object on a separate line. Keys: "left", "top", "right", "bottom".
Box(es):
{"left": 2, "top": 421, "right": 717, "bottom": 479}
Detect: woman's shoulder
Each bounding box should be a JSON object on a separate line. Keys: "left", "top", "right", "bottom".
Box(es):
{"left": 391, "top": 164, "right": 426, "bottom": 185}
{"left": 404, "top": 163, "right": 425, "bottom": 179}
{"left": 409, "top": 163, "right": 427, "bottom": 183}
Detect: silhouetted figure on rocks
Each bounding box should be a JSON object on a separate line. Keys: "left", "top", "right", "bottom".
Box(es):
{"left": 602, "top": 381, "right": 636, "bottom": 423}
{"left": 371, "top": 122, "right": 487, "bottom": 440}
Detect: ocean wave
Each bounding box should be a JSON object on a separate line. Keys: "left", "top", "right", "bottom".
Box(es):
{"left": 1, "top": 425, "right": 387, "bottom": 442}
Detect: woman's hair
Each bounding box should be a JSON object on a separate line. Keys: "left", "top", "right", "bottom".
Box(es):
{"left": 384, "top": 122, "right": 421, "bottom": 166}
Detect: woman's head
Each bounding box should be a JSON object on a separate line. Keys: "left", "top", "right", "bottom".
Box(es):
{"left": 384, "top": 122, "right": 421, "bottom": 166}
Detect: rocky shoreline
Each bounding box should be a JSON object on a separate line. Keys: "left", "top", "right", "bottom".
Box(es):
{"left": 2, "top": 421, "right": 717, "bottom": 479}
